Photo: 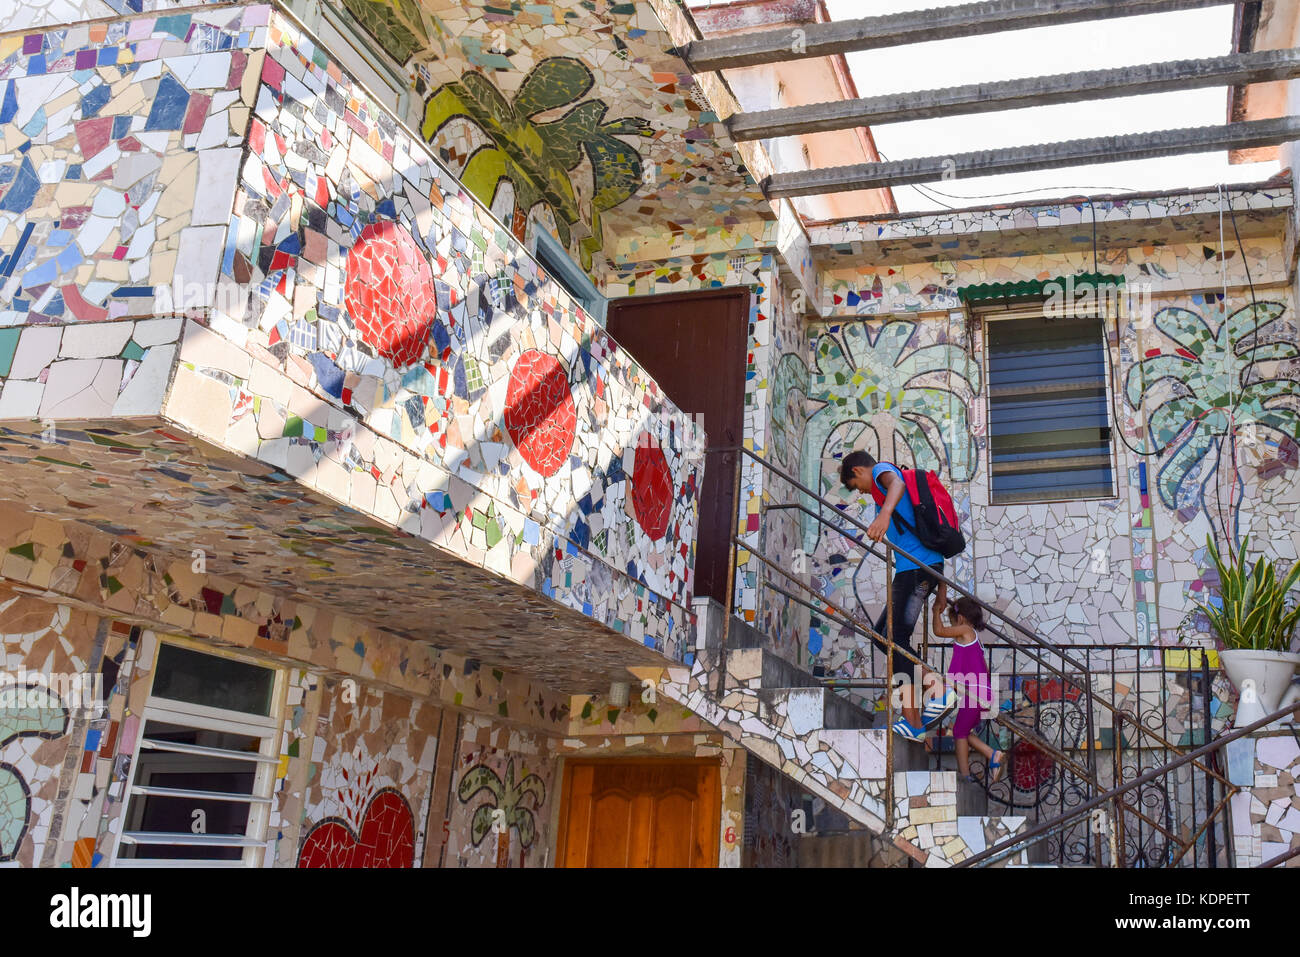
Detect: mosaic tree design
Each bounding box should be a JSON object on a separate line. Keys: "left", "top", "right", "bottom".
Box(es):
{"left": 458, "top": 757, "right": 546, "bottom": 868}
{"left": 770, "top": 351, "right": 810, "bottom": 465}
{"left": 800, "top": 320, "right": 981, "bottom": 553}
{"left": 1125, "top": 301, "right": 1300, "bottom": 545}
{"left": 422, "top": 57, "right": 654, "bottom": 269}
{"left": 0, "top": 684, "right": 68, "bottom": 862}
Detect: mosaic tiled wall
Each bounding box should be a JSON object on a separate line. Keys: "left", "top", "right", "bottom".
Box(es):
{"left": 407, "top": 0, "right": 772, "bottom": 270}
{"left": 0, "top": 501, "right": 439, "bottom": 697}
{"left": 0, "top": 6, "right": 263, "bottom": 326}
{"left": 822, "top": 239, "right": 1289, "bottom": 317}
{"left": 1230, "top": 730, "right": 1300, "bottom": 867}
{"left": 0, "top": 6, "right": 703, "bottom": 667}
{"left": 222, "top": 9, "right": 697, "bottom": 631}
{"left": 802, "top": 241, "right": 1300, "bottom": 689}
{"left": 295, "top": 677, "right": 440, "bottom": 867}
{"left": 0, "top": 589, "right": 99, "bottom": 867}
{"left": 447, "top": 713, "right": 555, "bottom": 868}
{"left": 603, "top": 252, "right": 811, "bottom": 662}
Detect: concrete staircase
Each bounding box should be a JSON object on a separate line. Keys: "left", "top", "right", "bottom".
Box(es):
{"left": 654, "top": 599, "right": 1030, "bottom": 866}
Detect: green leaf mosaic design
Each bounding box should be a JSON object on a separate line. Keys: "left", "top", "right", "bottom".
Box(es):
{"left": 422, "top": 57, "right": 653, "bottom": 269}
{"left": 1126, "top": 301, "right": 1300, "bottom": 518}
{"left": 801, "top": 320, "right": 981, "bottom": 553}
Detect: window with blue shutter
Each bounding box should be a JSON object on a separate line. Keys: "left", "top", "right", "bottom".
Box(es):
{"left": 986, "top": 312, "right": 1115, "bottom": 504}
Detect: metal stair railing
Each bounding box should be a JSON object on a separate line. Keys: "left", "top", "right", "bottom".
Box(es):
{"left": 956, "top": 700, "right": 1300, "bottom": 868}
{"left": 706, "top": 445, "right": 1236, "bottom": 866}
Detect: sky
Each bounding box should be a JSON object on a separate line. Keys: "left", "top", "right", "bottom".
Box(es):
{"left": 694, "top": 0, "right": 1282, "bottom": 214}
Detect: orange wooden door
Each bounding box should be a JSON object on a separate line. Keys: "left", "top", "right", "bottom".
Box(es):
{"left": 557, "top": 759, "right": 720, "bottom": 867}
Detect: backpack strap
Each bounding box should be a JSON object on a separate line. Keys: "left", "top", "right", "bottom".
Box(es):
{"left": 872, "top": 464, "right": 917, "bottom": 536}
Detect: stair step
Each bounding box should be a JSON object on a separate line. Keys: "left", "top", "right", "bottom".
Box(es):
{"left": 756, "top": 686, "right": 875, "bottom": 730}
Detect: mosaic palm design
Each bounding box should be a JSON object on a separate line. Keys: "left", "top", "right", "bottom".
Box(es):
{"left": 422, "top": 57, "right": 653, "bottom": 269}
{"left": 771, "top": 351, "right": 810, "bottom": 465}
{"left": 1126, "top": 301, "right": 1300, "bottom": 542}
{"left": 458, "top": 757, "right": 546, "bottom": 858}
{"left": 1, "top": 684, "right": 67, "bottom": 861}
{"left": 800, "top": 320, "right": 981, "bottom": 553}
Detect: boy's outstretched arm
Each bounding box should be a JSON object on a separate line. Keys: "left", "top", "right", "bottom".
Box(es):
{"left": 866, "top": 470, "right": 904, "bottom": 542}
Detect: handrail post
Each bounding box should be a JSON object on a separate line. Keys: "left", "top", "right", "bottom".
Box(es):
{"left": 1201, "top": 654, "right": 1218, "bottom": 867}
{"left": 1083, "top": 657, "right": 1099, "bottom": 862}
{"left": 885, "top": 547, "right": 895, "bottom": 831}
{"left": 1112, "top": 710, "right": 1126, "bottom": 868}
{"left": 716, "top": 448, "right": 744, "bottom": 699}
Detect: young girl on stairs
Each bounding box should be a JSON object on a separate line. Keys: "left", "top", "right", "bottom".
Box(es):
{"left": 930, "top": 582, "right": 1005, "bottom": 784}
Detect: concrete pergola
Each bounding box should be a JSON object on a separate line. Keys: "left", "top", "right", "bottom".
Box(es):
{"left": 678, "top": 0, "right": 1300, "bottom": 197}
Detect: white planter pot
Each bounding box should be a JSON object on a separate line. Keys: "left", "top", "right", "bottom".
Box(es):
{"left": 1220, "top": 649, "right": 1300, "bottom": 725}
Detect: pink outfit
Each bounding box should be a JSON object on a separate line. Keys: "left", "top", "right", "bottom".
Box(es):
{"left": 948, "top": 637, "right": 991, "bottom": 739}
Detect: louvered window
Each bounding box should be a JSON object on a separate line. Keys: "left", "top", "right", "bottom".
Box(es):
{"left": 985, "top": 310, "right": 1115, "bottom": 504}
{"left": 112, "top": 643, "right": 283, "bottom": 867}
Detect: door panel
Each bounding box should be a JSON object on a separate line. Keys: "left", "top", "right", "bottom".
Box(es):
{"left": 605, "top": 290, "right": 749, "bottom": 604}
{"left": 557, "top": 758, "right": 720, "bottom": 867}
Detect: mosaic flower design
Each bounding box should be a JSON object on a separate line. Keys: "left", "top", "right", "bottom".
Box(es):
{"left": 800, "top": 320, "right": 981, "bottom": 552}
{"left": 632, "top": 442, "right": 674, "bottom": 541}
{"left": 1, "top": 684, "right": 67, "bottom": 862}
{"left": 422, "top": 57, "right": 653, "bottom": 268}
{"left": 504, "top": 350, "right": 578, "bottom": 477}
{"left": 1126, "top": 301, "right": 1300, "bottom": 540}
{"left": 458, "top": 757, "right": 546, "bottom": 867}
{"left": 344, "top": 220, "right": 437, "bottom": 369}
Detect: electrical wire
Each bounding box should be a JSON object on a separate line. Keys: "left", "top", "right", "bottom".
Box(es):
{"left": 873, "top": 149, "right": 1141, "bottom": 210}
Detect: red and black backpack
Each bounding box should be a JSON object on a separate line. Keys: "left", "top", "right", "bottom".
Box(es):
{"left": 868, "top": 467, "right": 966, "bottom": 558}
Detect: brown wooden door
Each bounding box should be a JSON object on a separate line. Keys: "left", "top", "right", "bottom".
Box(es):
{"left": 557, "top": 758, "right": 720, "bottom": 867}
{"left": 605, "top": 289, "right": 749, "bottom": 604}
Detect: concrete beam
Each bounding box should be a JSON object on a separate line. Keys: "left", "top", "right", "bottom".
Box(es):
{"left": 729, "top": 49, "right": 1300, "bottom": 140}
{"left": 681, "top": 0, "right": 1236, "bottom": 72}
{"left": 762, "top": 116, "right": 1300, "bottom": 198}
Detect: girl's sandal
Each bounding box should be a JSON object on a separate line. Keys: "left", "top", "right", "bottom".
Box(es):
{"left": 988, "top": 750, "right": 1006, "bottom": 783}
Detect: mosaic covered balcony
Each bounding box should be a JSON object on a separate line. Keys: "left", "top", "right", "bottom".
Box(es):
{"left": 0, "top": 4, "right": 708, "bottom": 690}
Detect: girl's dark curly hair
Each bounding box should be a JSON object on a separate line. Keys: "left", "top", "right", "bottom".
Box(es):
{"left": 952, "top": 596, "right": 986, "bottom": 631}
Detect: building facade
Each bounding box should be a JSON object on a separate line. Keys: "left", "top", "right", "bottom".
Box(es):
{"left": 1, "top": 0, "right": 1298, "bottom": 868}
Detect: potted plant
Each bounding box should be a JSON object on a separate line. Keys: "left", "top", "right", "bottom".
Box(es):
{"left": 1197, "top": 536, "right": 1300, "bottom": 726}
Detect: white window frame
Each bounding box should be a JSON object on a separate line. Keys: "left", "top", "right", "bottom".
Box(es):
{"left": 109, "top": 641, "right": 286, "bottom": 868}
{"left": 979, "top": 302, "right": 1120, "bottom": 506}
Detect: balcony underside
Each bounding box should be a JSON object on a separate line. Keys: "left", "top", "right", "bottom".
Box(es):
{"left": 0, "top": 420, "right": 676, "bottom": 692}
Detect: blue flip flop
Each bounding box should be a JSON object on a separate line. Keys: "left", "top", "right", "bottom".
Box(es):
{"left": 987, "top": 750, "right": 1006, "bottom": 783}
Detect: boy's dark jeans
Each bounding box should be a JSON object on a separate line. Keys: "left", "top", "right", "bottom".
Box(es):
{"left": 870, "top": 562, "right": 944, "bottom": 689}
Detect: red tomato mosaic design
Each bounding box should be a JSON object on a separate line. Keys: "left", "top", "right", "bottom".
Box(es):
{"left": 297, "top": 788, "right": 415, "bottom": 868}
{"left": 504, "top": 350, "right": 577, "bottom": 477}
{"left": 344, "top": 221, "right": 436, "bottom": 368}
{"left": 632, "top": 442, "right": 673, "bottom": 541}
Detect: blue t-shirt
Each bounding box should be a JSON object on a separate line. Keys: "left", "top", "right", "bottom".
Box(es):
{"left": 871, "top": 463, "right": 944, "bottom": 573}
